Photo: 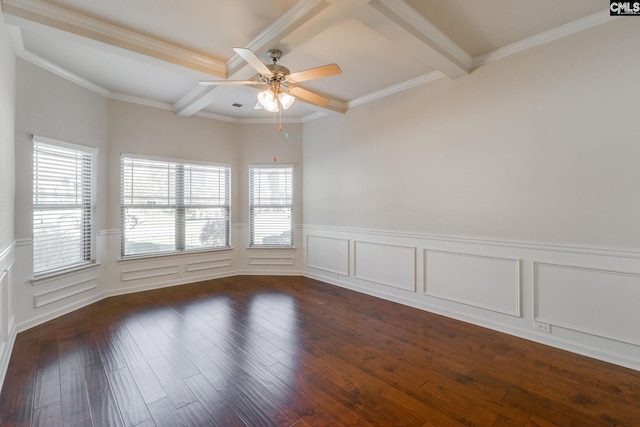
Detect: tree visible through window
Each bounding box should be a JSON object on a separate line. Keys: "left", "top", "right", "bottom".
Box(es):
{"left": 33, "top": 137, "right": 96, "bottom": 275}
{"left": 249, "top": 165, "right": 293, "bottom": 246}
{"left": 120, "top": 155, "right": 230, "bottom": 257}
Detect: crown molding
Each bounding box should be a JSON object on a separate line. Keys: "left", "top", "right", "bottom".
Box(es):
{"left": 473, "top": 10, "right": 617, "bottom": 68}
{"left": 1, "top": 0, "right": 226, "bottom": 77}
{"left": 301, "top": 111, "right": 327, "bottom": 122}
{"left": 5, "top": 1, "right": 618, "bottom": 123}
{"left": 194, "top": 110, "right": 310, "bottom": 125}
{"left": 108, "top": 92, "right": 175, "bottom": 112}
{"left": 233, "top": 116, "right": 305, "bottom": 125}
{"left": 9, "top": 24, "right": 110, "bottom": 97}
{"left": 192, "top": 110, "right": 242, "bottom": 124}
{"left": 369, "top": 0, "right": 471, "bottom": 78}
{"left": 110, "top": 87, "right": 318, "bottom": 125}
{"left": 349, "top": 70, "right": 444, "bottom": 108}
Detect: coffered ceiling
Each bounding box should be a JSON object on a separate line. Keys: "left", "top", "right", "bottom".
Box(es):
{"left": 1, "top": 0, "right": 609, "bottom": 123}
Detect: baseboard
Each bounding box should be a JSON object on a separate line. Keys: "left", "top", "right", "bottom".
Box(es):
{"left": 0, "top": 324, "right": 17, "bottom": 392}
{"left": 14, "top": 293, "right": 105, "bottom": 334}
{"left": 303, "top": 270, "right": 640, "bottom": 372}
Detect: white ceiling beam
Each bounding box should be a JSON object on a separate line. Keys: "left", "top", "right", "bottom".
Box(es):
{"left": 276, "top": 0, "right": 372, "bottom": 51}
{"left": 0, "top": 0, "right": 226, "bottom": 77}
{"left": 367, "top": 0, "right": 471, "bottom": 78}
{"left": 226, "top": 0, "right": 331, "bottom": 77}
{"left": 174, "top": 85, "right": 227, "bottom": 117}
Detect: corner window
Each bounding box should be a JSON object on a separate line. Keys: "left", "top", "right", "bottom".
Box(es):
{"left": 249, "top": 165, "right": 293, "bottom": 246}
{"left": 121, "top": 155, "right": 230, "bottom": 257}
{"left": 33, "top": 136, "right": 96, "bottom": 275}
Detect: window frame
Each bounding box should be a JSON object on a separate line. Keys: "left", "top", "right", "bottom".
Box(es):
{"left": 32, "top": 135, "right": 97, "bottom": 277}
{"left": 248, "top": 164, "right": 294, "bottom": 248}
{"left": 120, "top": 153, "right": 231, "bottom": 259}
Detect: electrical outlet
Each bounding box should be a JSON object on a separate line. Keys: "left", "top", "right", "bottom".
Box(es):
{"left": 534, "top": 321, "right": 551, "bottom": 333}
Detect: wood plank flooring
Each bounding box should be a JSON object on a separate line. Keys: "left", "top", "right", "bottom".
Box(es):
{"left": 1, "top": 275, "right": 639, "bottom": 426}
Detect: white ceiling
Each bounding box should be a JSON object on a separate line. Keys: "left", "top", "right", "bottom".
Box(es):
{"left": 1, "top": 0, "right": 608, "bottom": 123}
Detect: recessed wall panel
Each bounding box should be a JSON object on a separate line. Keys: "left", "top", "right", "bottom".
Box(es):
{"left": 425, "top": 250, "right": 521, "bottom": 316}
{"left": 534, "top": 262, "right": 640, "bottom": 345}
{"left": 121, "top": 264, "right": 180, "bottom": 282}
{"left": 354, "top": 241, "right": 415, "bottom": 291}
{"left": 248, "top": 257, "right": 294, "bottom": 266}
{"left": 0, "top": 269, "right": 6, "bottom": 342}
{"left": 185, "top": 258, "right": 232, "bottom": 272}
{"left": 34, "top": 277, "right": 98, "bottom": 308}
{"left": 306, "top": 235, "right": 349, "bottom": 275}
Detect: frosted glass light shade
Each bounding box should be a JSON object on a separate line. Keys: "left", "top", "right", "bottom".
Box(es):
{"left": 278, "top": 92, "right": 295, "bottom": 110}
{"left": 257, "top": 90, "right": 279, "bottom": 112}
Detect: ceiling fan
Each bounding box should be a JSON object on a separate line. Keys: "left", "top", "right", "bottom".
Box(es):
{"left": 199, "top": 48, "right": 342, "bottom": 112}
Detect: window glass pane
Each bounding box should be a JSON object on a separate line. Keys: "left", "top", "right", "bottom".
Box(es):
{"left": 121, "top": 155, "right": 230, "bottom": 257}
{"left": 122, "top": 157, "right": 176, "bottom": 206}
{"left": 33, "top": 139, "right": 94, "bottom": 275}
{"left": 251, "top": 207, "right": 292, "bottom": 245}
{"left": 185, "top": 207, "right": 229, "bottom": 250}
{"left": 184, "top": 164, "right": 228, "bottom": 206}
{"left": 250, "top": 166, "right": 293, "bottom": 246}
{"left": 33, "top": 208, "right": 84, "bottom": 273}
{"left": 122, "top": 207, "right": 176, "bottom": 255}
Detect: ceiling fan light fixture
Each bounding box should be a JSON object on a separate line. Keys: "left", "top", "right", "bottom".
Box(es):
{"left": 278, "top": 91, "right": 295, "bottom": 110}
{"left": 257, "top": 89, "right": 279, "bottom": 112}
{"left": 204, "top": 48, "right": 341, "bottom": 114}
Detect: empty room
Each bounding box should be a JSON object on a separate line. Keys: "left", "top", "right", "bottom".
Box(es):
{"left": 0, "top": 0, "right": 639, "bottom": 425}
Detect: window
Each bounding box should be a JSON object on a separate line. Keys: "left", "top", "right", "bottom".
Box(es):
{"left": 249, "top": 165, "right": 293, "bottom": 246}
{"left": 121, "top": 155, "right": 230, "bottom": 257}
{"left": 33, "top": 136, "right": 96, "bottom": 275}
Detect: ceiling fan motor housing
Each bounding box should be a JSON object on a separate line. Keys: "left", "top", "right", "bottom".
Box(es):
{"left": 260, "top": 49, "right": 290, "bottom": 92}
{"left": 199, "top": 47, "right": 339, "bottom": 108}
{"left": 265, "top": 64, "right": 290, "bottom": 79}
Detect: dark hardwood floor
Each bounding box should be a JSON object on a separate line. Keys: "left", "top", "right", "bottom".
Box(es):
{"left": 1, "top": 275, "right": 639, "bottom": 426}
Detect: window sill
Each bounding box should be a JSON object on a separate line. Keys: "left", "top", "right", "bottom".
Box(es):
{"left": 118, "top": 247, "right": 233, "bottom": 263}
{"left": 31, "top": 262, "right": 101, "bottom": 286}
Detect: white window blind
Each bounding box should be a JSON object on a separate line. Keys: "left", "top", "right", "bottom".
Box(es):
{"left": 249, "top": 165, "right": 293, "bottom": 246}
{"left": 33, "top": 137, "right": 96, "bottom": 275}
{"left": 121, "top": 155, "right": 230, "bottom": 257}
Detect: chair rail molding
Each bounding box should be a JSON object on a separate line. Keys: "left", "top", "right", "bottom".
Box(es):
{"left": 303, "top": 223, "right": 640, "bottom": 371}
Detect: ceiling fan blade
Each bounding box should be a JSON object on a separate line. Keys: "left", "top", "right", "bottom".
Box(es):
{"left": 289, "top": 86, "right": 330, "bottom": 107}
{"left": 287, "top": 63, "right": 342, "bottom": 83}
{"left": 199, "top": 80, "right": 258, "bottom": 86}
{"left": 233, "top": 47, "right": 272, "bottom": 76}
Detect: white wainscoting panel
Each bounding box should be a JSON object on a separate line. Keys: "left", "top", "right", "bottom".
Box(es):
{"left": 534, "top": 262, "right": 640, "bottom": 345}
{"left": 303, "top": 224, "right": 640, "bottom": 370}
{"left": 0, "top": 269, "right": 8, "bottom": 343}
{"left": 0, "top": 242, "right": 16, "bottom": 392}
{"left": 185, "top": 258, "right": 232, "bottom": 272}
{"left": 354, "top": 241, "right": 416, "bottom": 291}
{"left": 425, "top": 250, "right": 521, "bottom": 317}
{"left": 121, "top": 264, "right": 180, "bottom": 282}
{"left": 306, "top": 235, "right": 349, "bottom": 275}
{"left": 34, "top": 277, "right": 98, "bottom": 308}
{"left": 0, "top": 242, "right": 14, "bottom": 344}
{"left": 248, "top": 256, "right": 295, "bottom": 266}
